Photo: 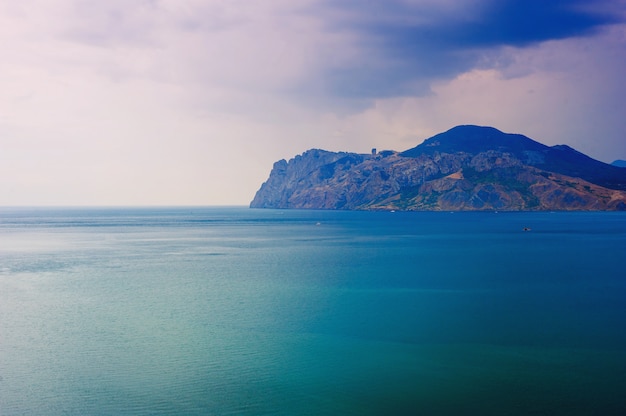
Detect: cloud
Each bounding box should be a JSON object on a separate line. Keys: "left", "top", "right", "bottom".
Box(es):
{"left": 6, "top": 0, "right": 620, "bottom": 111}
{"left": 310, "top": 0, "right": 623, "bottom": 100}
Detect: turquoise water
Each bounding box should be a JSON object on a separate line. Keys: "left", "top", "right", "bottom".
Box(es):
{"left": 1, "top": 207, "right": 625, "bottom": 415}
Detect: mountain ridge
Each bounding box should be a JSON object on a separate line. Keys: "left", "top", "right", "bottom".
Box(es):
{"left": 251, "top": 126, "right": 626, "bottom": 211}
{"left": 401, "top": 125, "right": 626, "bottom": 191}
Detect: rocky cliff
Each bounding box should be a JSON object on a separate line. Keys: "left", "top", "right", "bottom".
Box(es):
{"left": 250, "top": 126, "right": 626, "bottom": 211}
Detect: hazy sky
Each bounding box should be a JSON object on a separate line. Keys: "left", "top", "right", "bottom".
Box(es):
{"left": 1, "top": 0, "right": 625, "bottom": 205}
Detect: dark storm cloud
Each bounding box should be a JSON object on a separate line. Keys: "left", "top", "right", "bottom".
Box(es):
{"left": 317, "top": 0, "right": 623, "bottom": 99}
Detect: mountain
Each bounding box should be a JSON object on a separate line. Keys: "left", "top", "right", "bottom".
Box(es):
{"left": 401, "top": 126, "right": 626, "bottom": 191}
{"left": 250, "top": 125, "right": 626, "bottom": 211}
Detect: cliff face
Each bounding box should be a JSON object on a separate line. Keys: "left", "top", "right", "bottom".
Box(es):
{"left": 250, "top": 126, "right": 626, "bottom": 211}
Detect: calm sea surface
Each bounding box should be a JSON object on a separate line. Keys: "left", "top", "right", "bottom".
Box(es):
{"left": 1, "top": 207, "right": 625, "bottom": 415}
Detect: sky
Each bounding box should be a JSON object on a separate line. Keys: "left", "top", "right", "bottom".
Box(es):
{"left": 1, "top": 0, "right": 625, "bottom": 206}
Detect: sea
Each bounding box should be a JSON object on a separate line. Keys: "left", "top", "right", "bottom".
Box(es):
{"left": 0, "top": 207, "right": 625, "bottom": 415}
